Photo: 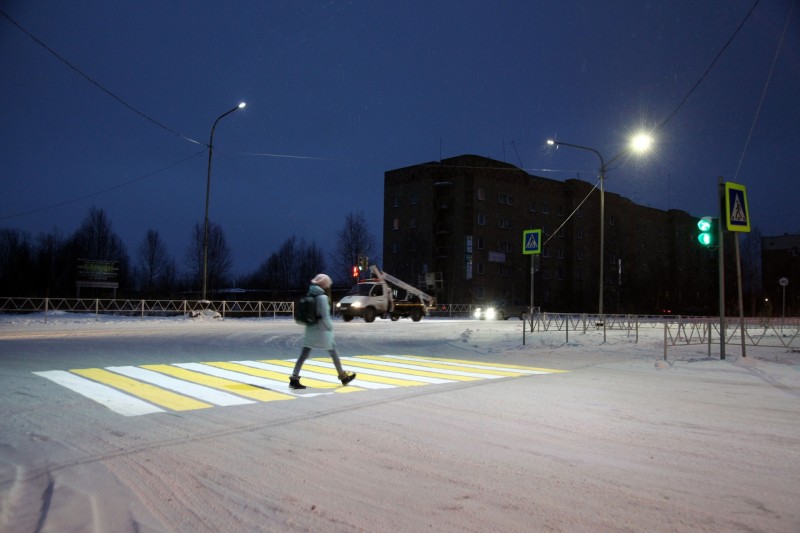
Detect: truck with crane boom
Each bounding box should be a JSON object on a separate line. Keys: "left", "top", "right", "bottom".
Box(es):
{"left": 336, "top": 265, "right": 435, "bottom": 323}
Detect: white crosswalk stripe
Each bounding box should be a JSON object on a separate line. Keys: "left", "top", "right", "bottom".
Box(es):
{"left": 33, "top": 356, "right": 565, "bottom": 417}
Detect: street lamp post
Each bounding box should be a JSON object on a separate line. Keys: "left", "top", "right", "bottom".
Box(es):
{"left": 202, "top": 102, "right": 246, "bottom": 301}
{"left": 547, "top": 135, "right": 652, "bottom": 317}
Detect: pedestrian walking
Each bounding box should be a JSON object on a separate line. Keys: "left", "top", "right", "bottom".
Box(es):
{"left": 289, "top": 273, "right": 356, "bottom": 390}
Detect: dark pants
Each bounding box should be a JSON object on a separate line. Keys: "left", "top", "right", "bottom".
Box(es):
{"left": 291, "top": 346, "right": 346, "bottom": 379}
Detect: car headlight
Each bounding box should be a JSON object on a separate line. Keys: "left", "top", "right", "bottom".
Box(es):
{"left": 474, "top": 307, "right": 482, "bottom": 319}
{"left": 486, "top": 307, "right": 497, "bottom": 320}
{"left": 351, "top": 301, "right": 362, "bottom": 308}
{"left": 336, "top": 302, "right": 341, "bottom": 308}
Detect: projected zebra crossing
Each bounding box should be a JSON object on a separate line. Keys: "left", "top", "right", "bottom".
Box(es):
{"left": 34, "top": 355, "right": 565, "bottom": 417}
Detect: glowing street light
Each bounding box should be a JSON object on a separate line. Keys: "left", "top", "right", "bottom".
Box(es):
{"left": 202, "top": 102, "right": 246, "bottom": 300}
{"left": 546, "top": 133, "right": 653, "bottom": 317}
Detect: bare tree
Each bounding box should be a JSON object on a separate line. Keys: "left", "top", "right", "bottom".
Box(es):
{"left": 332, "top": 211, "right": 377, "bottom": 283}
{"left": 137, "top": 229, "right": 175, "bottom": 295}
{"left": 249, "top": 236, "right": 326, "bottom": 291}
{"left": 69, "top": 207, "right": 130, "bottom": 288}
{"left": 187, "top": 221, "right": 233, "bottom": 294}
{"left": 0, "top": 229, "right": 33, "bottom": 295}
{"left": 297, "top": 240, "right": 326, "bottom": 287}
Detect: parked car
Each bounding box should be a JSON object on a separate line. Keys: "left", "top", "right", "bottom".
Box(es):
{"left": 473, "top": 300, "right": 531, "bottom": 320}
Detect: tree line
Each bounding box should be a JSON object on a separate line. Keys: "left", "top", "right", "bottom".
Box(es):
{"left": 0, "top": 207, "right": 377, "bottom": 299}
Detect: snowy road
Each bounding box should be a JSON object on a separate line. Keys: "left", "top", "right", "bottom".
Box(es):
{"left": 1, "top": 314, "right": 799, "bottom": 532}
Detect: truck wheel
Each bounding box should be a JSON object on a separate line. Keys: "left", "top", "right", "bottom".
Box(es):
{"left": 363, "top": 307, "right": 376, "bottom": 323}
{"left": 411, "top": 308, "right": 423, "bottom": 322}
{"left": 342, "top": 315, "right": 354, "bottom": 322}
{"left": 390, "top": 315, "right": 400, "bottom": 321}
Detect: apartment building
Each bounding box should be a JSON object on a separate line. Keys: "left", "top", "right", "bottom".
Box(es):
{"left": 384, "top": 155, "right": 714, "bottom": 314}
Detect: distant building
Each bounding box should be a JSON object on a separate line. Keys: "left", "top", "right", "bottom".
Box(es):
{"left": 383, "top": 155, "right": 715, "bottom": 314}
{"left": 761, "top": 233, "right": 800, "bottom": 316}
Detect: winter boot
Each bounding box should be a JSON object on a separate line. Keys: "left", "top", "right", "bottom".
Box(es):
{"left": 340, "top": 372, "right": 357, "bottom": 386}
{"left": 289, "top": 378, "right": 306, "bottom": 390}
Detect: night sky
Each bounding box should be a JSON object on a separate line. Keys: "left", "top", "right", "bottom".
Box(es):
{"left": 1, "top": 1, "right": 798, "bottom": 277}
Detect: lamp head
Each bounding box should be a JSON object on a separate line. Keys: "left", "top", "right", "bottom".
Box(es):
{"left": 630, "top": 132, "right": 653, "bottom": 153}
{"left": 238, "top": 102, "right": 247, "bottom": 109}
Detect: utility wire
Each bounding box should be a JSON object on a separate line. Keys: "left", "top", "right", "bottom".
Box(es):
{"left": 655, "top": 0, "right": 762, "bottom": 133}
{"left": 733, "top": 0, "right": 794, "bottom": 182}
{"left": 0, "top": 9, "right": 204, "bottom": 147}
{"left": 0, "top": 150, "right": 206, "bottom": 222}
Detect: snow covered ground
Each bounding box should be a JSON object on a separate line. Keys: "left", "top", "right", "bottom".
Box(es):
{"left": 1, "top": 312, "right": 799, "bottom": 532}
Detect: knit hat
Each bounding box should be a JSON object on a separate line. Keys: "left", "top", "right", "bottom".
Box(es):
{"left": 311, "top": 273, "right": 332, "bottom": 289}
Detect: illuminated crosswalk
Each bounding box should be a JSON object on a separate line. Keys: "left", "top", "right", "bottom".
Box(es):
{"left": 34, "top": 355, "right": 566, "bottom": 417}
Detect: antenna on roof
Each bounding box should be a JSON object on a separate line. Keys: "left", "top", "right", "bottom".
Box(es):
{"left": 511, "top": 141, "right": 524, "bottom": 169}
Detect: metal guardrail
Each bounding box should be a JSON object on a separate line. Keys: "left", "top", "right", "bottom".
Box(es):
{"left": 522, "top": 312, "right": 799, "bottom": 355}
{"left": 0, "top": 297, "right": 293, "bottom": 321}
{"left": 2, "top": 298, "right": 797, "bottom": 356}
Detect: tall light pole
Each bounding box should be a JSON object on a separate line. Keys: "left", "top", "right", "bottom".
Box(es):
{"left": 547, "top": 134, "right": 652, "bottom": 317}
{"left": 202, "top": 102, "right": 246, "bottom": 300}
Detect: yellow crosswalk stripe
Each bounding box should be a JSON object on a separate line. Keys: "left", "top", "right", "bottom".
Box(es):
{"left": 204, "top": 361, "right": 342, "bottom": 389}
{"left": 269, "top": 358, "right": 429, "bottom": 387}
{"left": 71, "top": 368, "right": 212, "bottom": 412}
{"left": 357, "top": 355, "right": 524, "bottom": 377}
{"left": 141, "top": 364, "right": 294, "bottom": 402}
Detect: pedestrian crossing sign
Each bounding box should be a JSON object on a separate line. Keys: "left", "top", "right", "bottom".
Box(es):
{"left": 724, "top": 182, "right": 750, "bottom": 232}
{"left": 523, "top": 229, "right": 542, "bottom": 255}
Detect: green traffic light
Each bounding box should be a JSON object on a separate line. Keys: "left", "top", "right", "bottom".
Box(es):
{"left": 698, "top": 233, "right": 712, "bottom": 246}
{"left": 696, "top": 216, "right": 716, "bottom": 247}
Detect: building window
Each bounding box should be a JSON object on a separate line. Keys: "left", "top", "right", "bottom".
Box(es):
{"left": 410, "top": 217, "right": 417, "bottom": 229}
{"left": 393, "top": 218, "right": 400, "bottom": 231}
{"left": 577, "top": 227, "right": 585, "bottom": 240}
{"left": 477, "top": 187, "right": 486, "bottom": 201}
{"left": 542, "top": 203, "right": 550, "bottom": 215}
{"left": 477, "top": 212, "right": 486, "bottom": 225}
{"left": 558, "top": 267, "right": 564, "bottom": 280}
{"left": 391, "top": 241, "right": 398, "bottom": 253}
{"left": 609, "top": 215, "right": 616, "bottom": 226}
{"left": 529, "top": 200, "right": 536, "bottom": 212}
{"left": 477, "top": 237, "right": 485, "bottom": 249}
{"left": 499, "top": 193, "right": 513, "bottom": 205}
{"left": 557, "top": 248, "right": 565, "bottom": 259}
{"left": 477, "top": 262, "right": 485, "bottom": 275}
{"left": 392, "top": 195, "right": 399, "bottom": 208}
{"left": 410, "top": 193, "right": 418, "bottom": 205}
{"left": 558, "top": 206, "right": 565, "bottom": 217}
{"left": 499, "top": 218, "right": 512, "bottom": 229}
{"left": 577, "top": 248, "right": 584, "bottom": 260}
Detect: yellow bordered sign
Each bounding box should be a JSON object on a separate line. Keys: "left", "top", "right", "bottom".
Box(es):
{"left": 522, "top": 229, "right": 542, "bottom": 255}
{"left": 724, "top": 182, "right": 750, "bottom": 232}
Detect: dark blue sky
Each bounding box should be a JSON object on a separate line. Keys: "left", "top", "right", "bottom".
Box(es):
{"left": 1, "top": 1, "right": 798, "bottom": 277}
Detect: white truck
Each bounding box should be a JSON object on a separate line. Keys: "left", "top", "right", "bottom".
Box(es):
{"left": 336, "top": 265, "right": 435, "bottom": 323}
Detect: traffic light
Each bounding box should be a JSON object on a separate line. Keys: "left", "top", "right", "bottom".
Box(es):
{"left": 352, "top": 265, "right": 359, "bottom": 278}
{"left": 357, "top": 255, "right": 364, "bottom": 271}
{"left": 697, "top": 216, "right": 717, "bottom": 247}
